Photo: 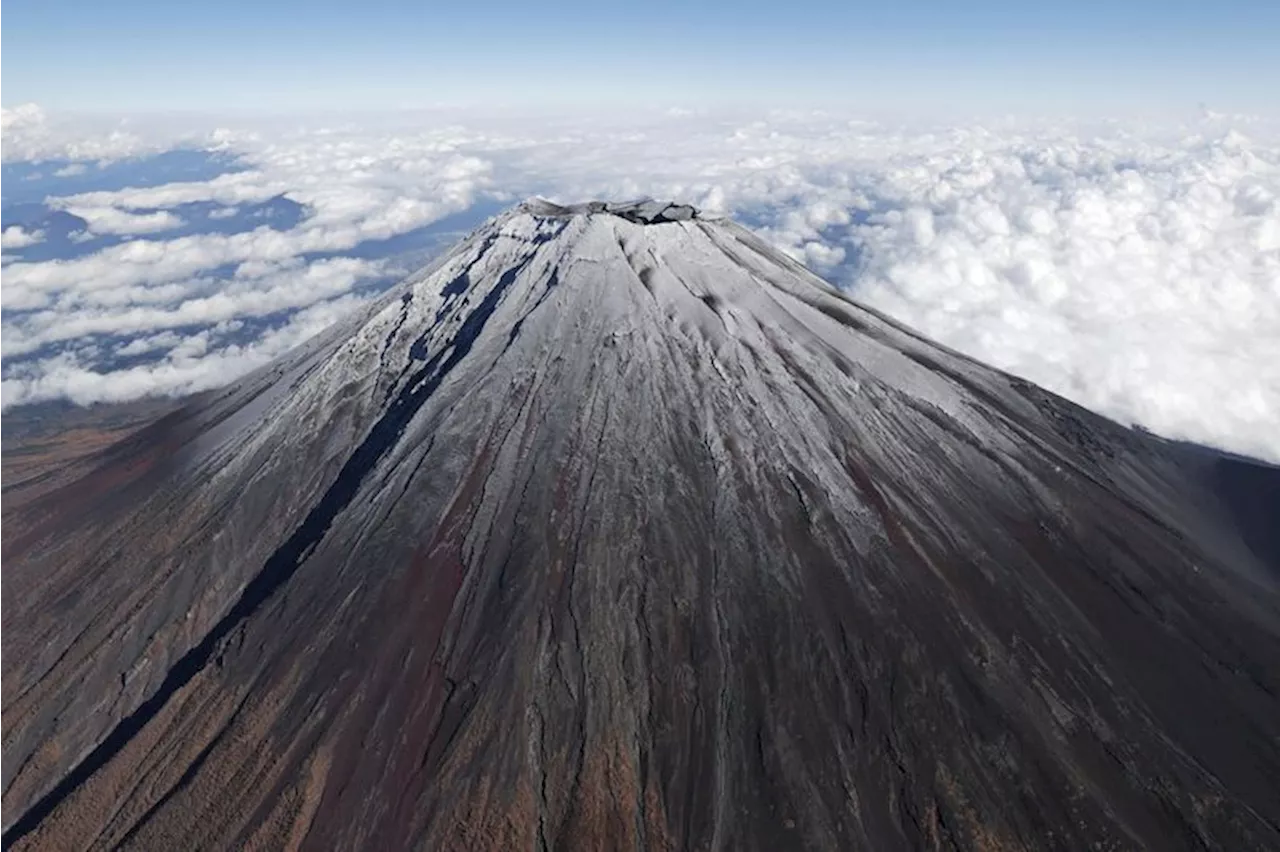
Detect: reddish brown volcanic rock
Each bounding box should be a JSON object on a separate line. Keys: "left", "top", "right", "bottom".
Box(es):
{"left": 3, "top": 201, "right": 1279, "bottom": 851}
{"left": 1, "top": 399, "right": 180, "bottom": 516}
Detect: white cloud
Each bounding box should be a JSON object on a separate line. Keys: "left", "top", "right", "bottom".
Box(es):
{"left": 1, "top": 256, "right": 386, "bottom": 357}
{"left": 2, "top": 105, "right": 1278, "bottom": 464}
{"left": 2, "top": 103, "right": 147, "bottom": 163}
{"left": 54, "top": 169, "right": 291, "bottom": 210}
{"left": 1, "top": 225, "right": 45, "bottom": 249}
{"left": 840, "top": 133, "right": 1280, "bottom": 463}
{"left": 1, "top": 103, "right": 46, "bottom": 131}
{"left": 53, "top": 163, "right": 88, "bottom": 177}
{"left": 0, "top": 102, "right": 220, "bottom": 162}
{"left": 1, "top": 295, "right": 371, "bottom": 407}
{"left": 65, "top": 206, "right": 184, "bottom": 235}
{"left": 115, "top": 330, "right": 184, "bottom": 357}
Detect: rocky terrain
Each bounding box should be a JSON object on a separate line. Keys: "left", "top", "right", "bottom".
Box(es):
{"left": 3, "top": 200, "right": 1278, "bottom": 850}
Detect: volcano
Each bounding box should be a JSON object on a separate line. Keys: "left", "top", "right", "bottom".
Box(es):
{"left": 3, "top": 200, "right": 1279, "bottom": 851}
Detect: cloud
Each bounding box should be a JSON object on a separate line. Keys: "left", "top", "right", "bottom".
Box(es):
{"left": 1, "top": 225, "right": 45, "bottom": 249}
{"left": 838, "top": 133, "right": 1280, "bottom": 463}
{"left": 1, "top": 294, "right": 369, "bottom": 407}
{"left": 0, "top": 102, "right": 221, "bottom": 163}
{"left": 2, "top": 103, "right": 146, "bottom": 162}
{"left": 2, "top": 105, "right": 1278, "bottom": 464}
{"left": 0, "top": 114, "right": 487, "bottom": 406}
{"left": 3, "top": 256, "right": 386, "bottom": 357}
{"left": 53, "top": 169, "right": 292, "bottom": 210}
{"left": 1, "top": 103, "right": 46, "bottom": 130}
{"left": 64, "top": 206, "right": 184, "bottom": 235}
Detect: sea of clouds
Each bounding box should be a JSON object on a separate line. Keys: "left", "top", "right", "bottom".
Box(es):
{"left": 2, "top": 104, "right": 1278, "bottom": 461}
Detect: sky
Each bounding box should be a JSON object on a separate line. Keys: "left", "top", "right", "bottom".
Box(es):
{"left": 2, "top": 0, "right": 1279, "bottom": 114}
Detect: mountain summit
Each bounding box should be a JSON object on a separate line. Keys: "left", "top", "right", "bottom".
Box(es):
{"left": 4, "top": 200, "right": 1279, "bottom": 850}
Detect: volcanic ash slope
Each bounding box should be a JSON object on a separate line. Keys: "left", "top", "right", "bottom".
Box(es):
{"left": 3, "top": 199, "right": 1280, "bottom": 851}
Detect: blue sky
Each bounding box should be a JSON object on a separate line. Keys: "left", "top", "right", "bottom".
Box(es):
{"left": 3, "top": 0, "right": 1278, "bottom": 114}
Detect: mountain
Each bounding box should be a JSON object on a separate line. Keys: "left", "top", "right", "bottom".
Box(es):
{"left": 3, "top": 199, "right": 1279, "bottom": 851}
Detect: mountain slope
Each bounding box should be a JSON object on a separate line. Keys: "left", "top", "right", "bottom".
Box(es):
{"left": 3, "top": 199, "right": 1279, "bottom": 851}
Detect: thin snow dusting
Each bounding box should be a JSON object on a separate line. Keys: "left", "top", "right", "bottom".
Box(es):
{"left": 176, "top": 199, "right": 1125, "bottom": 560}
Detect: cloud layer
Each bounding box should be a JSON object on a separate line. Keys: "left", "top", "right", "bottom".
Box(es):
{"left": 846, "top": 133, "right": 1279, "bottom": 462}
{"left": 2, "top": 107, "right": 1277, "bottom": 462}
{"left": 2, "top": 225, "right": 45, "bottom": 249}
